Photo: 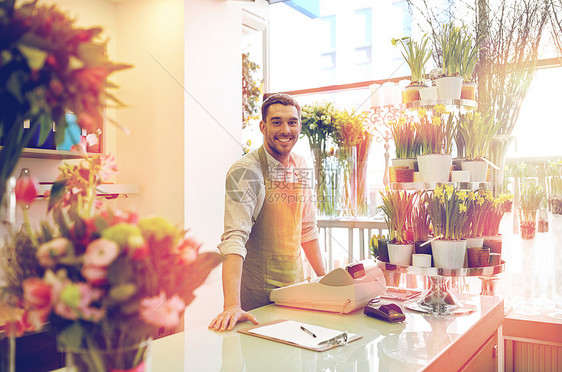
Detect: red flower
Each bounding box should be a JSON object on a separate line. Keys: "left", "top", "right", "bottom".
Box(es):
{"left": 73, "top": 67, "right": 107, "bottom": 92}
{"left": 22, "top": 278, "right": 52, "bottom": 310}
{"left": 15, "top": 170, "right": 39, "bottom": 205}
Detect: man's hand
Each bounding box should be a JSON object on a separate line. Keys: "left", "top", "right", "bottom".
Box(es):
{"left": 208, "top": 305, "right": 258, "bottom": 332}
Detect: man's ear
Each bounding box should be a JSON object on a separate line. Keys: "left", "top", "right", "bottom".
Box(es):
{"left": 259, "top": 120, "right": 266, "bottom": 135}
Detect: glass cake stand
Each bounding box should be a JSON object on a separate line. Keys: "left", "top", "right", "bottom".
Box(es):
{"left": 376, "top": 259, "right": 505, "bottom": 315}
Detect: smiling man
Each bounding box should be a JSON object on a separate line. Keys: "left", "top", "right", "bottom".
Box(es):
{"left": 209, "top": 93, "right": 326, "bottom": 332}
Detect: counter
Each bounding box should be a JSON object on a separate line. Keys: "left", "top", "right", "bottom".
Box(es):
{"left": 153, "top": 294, "right": 503, "bottom": 371}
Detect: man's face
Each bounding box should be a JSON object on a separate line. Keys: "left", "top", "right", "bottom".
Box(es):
{"left": 260, "top": 104, "right": 301, "bottom": 161}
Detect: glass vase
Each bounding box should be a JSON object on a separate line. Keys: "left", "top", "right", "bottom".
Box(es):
{"left": 62, "top": 338, "right": 152, "bottom": 372}
{"left": 356, "top": 150, "right": 369, "bottom": 216}
{"left": 520, "top": 209, "right": 538, "bottom": 240}
{"left": 488, "top": 134, "right": 515, "bottom": 196}
{"left": 335, "top": 146, "right": 357, "bottom": 217}
{"left": 311, "top": 147, "right": 339, "bottom": 217}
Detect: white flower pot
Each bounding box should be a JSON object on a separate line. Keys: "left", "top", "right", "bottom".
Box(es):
{"left": 465, "top": 237, "right": 484, "bottom": 249}
{"left": 412, "top": 253, "right": 432, "bottom": 267}
{"left": 431, "top": 239, "right": 467, "bottom": 269}
{"left": 451, "top": 170, "right": 470, "bottom": 182}
{"left": 417, "top": 154, "right": 452, "bottom": 183}
{"left": 387, "top": 243, "right": 414, "bottom": 265}
{"left": 419, "top": 86, "right": 438, "bottom": 100}
{"left": 461, "top": 160, "right": 488, "bottom": 182}
{"left": 391, "top": 158, "right": 416, "bottom": 170}
{"left": 436, "top": 76, "right": 463, "bottom": 99}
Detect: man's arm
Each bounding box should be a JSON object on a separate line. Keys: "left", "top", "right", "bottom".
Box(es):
{"left": 208, "top": 254, "right": 258, "bottom": 331}
{"left": 301, "top": 239, "right": 326, "bottom": 277}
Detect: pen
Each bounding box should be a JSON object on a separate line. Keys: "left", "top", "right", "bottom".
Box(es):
{"left": 300, "top": 325, "right": 317, "bottom": 338}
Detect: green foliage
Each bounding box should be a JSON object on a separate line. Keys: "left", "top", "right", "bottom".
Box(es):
{"left": 437, "top": 22, "right": 463, "bottom": 77}
{"left": 456, "top": 109, "right": 500, "bottom": 160}
{"left": 520, "top": 182, "right": 545, "bottom": 211}
{"left": 391, "top": 34, "right": 431, "bottom": 84}
{"left": 301, "top": 101, "right": 338, "bottom": 152}
{"left": 242, "top": 52, "right": 263, "bottom": 129}
{"left": 427, "top": 185, "right": 469, "bottom": 240}
{"left": 389, "top": 117, "right": 419, "bottom": 159}
{"left": 380, "top": 189, "right": 416, "bottom": 244}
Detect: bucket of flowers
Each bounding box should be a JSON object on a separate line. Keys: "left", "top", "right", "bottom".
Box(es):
{"left": 2, "top": 154, "right": 222, "bottom": 371}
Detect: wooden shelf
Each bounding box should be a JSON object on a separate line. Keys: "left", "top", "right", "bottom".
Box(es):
{"left": 14, "top": 148, "right": 100, "bottom": 160}
{"left": 37, "top": 183, "right": 140, "bottom": 199}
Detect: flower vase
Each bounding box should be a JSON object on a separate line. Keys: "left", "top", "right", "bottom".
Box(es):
{"left": 356, "top": 150, "right": 369, "bottom": 216}
{"left": 62, "top": 338, "right": 152, "bottom": 372}
{"left": 311, "top": 147, "right": 339, "bottom": 217}
{"left": 488, "top": 135, "right": 515, "bottom": 196}
{"left": 520, "top": 209, "right": 538, "bottom": 240}
{"left": 335, "top": 146, "right": 357, "bottom": 217}
{"left": 387, "top": 242, "right": 414, "bottom": 265}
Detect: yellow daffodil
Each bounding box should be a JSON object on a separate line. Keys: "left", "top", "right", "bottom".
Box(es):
{"left": 456, "top": 190, "right": 468, "bottom": 201}
{"left": 434, "top": 186, "right": 443, "bottom": 198}
{"left": 445, "top": 184, "right": 454, "bottom": 196}
{"left": 477, "top": 196, "right": 485, "bottom": 206}
{"left": 468, "top": 191, "right": 476, "bottom": 201}
{"left": 434, "top": 104, "right": 447, "bottom": 115}
{"left": 459, "top": 203, "right": 468, "bottom": 213}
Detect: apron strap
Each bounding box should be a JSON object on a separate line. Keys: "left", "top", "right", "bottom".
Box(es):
{"left": 258, "top": 146, "right": 270, "bottom": 183}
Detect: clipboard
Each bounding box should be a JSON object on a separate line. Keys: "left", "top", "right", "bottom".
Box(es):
{"left": 237, "top": 319, "right": 362, "bottom": 352}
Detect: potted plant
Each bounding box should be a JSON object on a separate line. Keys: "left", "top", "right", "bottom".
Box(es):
{"left": 435, "top": 23, "right": 464, "bottom": 99}
{"left": 301, "top": 102, "right": 338, "bottom": 216}
{"left": 389, "top": 116, "right": 419, "bottom": 182}
{"left": 459, "top": 32, "right": 481, "bottom": 100}
{"left": 380, "top": 189, "right": 416, "bottom": 265}
{"left": 427, "top": 185, "right": 469, "bottom": 268}
{"left": 391, "top": 34, "right": 432, "bottom": 103}
{"left": 482, "top": 193, "right": 513, "bottom": 258}
{"left": 415, "top": 105, "right": 455, "bottom": 183}
{"left": 412, "top": 192, "right": 432, "bottom": 256}
{"left": 519, "top": 182, "right": 545, "bottom": 239}
{"left": 462, "top": 190, "right": 491, "bottom": 267}
{"left": 456, "top": 110, "right": 500, "bottom": 182}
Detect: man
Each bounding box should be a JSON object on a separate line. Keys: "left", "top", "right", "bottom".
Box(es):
{"left": 209, "top": 93, "right": 326, "bottom": 332}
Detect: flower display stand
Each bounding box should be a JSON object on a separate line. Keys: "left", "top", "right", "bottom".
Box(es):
{"left": 376, "top": 259, "right": 505, "bottom": 315}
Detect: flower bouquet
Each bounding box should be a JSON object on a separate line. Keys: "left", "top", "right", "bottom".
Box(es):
{"left": 301, "top": 102, "right": 338, "bottom": 216}
{"left": 333, "top": 109, "right": 367, "bottom": 216}
{"left": 0, "top": 0, "right": 131, "bottom": 208}
{"left": 2, "top": 154, "right": 221, "bottom": 371}
{"left": 356, "top": 121, "right": 374, "bottom": 216}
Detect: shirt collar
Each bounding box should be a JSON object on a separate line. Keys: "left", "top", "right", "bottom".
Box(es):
{"left": 262, "top": 146, "right": 296, "bottom": 171}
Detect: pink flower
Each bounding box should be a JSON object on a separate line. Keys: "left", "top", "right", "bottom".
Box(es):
{"left": 15, "top": 172, "right": 39, "bottom": 205}
{"left": 22, "top": 278, "right": 52, "bottom": 310}
{"left": 127, "top": 234, "right": 149, "bottom": 260}
{"left": 81, "top": 265, "right": 108, "bottom": 286}
{"left": 83, "top": 238, "right": 119, "bottom": 267}
{"left": 36, "top": 237, "right": 71, "bottom": 268}
{"left": 54, "top": 282, "right": 105, "bottom": 322}
{"left": 177, "top": 236, "right": 202, "bottom": 265}
{"left": 140, "top": 292, "right": 186, "bottom": 328}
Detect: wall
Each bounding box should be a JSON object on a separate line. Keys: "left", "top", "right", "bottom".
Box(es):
{"left": 113, "top": 0, "right": 185, "bottom": 224}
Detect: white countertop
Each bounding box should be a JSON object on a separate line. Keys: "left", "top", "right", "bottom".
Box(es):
{"left": 152, "top": 294, "right": 503, "bottom": 372}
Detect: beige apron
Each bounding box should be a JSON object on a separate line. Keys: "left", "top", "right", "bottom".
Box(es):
{"left": 240, "top": 146, "right": 305, "bottom": 311}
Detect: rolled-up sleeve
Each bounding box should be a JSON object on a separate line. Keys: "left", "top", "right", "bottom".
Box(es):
{"left": 217, "top": 160, "right": 264, "bottom": 259}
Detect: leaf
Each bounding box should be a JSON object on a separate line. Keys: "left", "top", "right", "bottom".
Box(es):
{"left": 37, "top": 114, "right": 52, "bottom": 146}
{"left": 58, "top": 322, "right": 84, "bottom": 350}
{"left": 107, "top": 257, "right": 133, "bottom": 285}
{"left": 109, "top": 283, "right": 137, "bottom": 302}
{"left": 48, "top": 180, "right": 67, "bottom": 212}
{"left": 17, "top": 44, "right": 47, "bottom": 70}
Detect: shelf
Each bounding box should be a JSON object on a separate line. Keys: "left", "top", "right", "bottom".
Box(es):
{"left": 37, "top": 183, "right": 140, "bottom": 199}
{"left": 15, "top": 148, "right": 100, "bottom": 160}
{"left": 375, "top": 258, "right": 505, "bottom": 278}
{"left": 390, "top": 181, "right": 488, "bottom": 191}
{"left": 400, "top": 98, "right": 477, "bottom": 110}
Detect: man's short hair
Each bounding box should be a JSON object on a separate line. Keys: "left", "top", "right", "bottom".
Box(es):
{"left": 261, "top": 93, "right": 301, "bottom": 121}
